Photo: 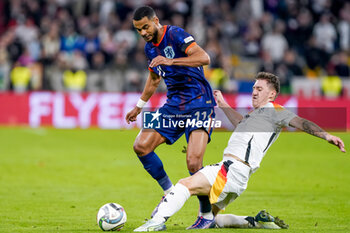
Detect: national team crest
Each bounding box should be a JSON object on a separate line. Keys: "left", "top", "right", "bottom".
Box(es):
{"left": 164, "top": 46, "right": 175, "bottom": 59}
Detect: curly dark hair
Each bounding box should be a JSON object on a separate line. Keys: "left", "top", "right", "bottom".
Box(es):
{"left": 133, "top": 6, "right": 156, "bottom": 21}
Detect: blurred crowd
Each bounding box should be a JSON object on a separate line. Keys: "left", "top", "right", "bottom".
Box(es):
{"left": 0, "top": 0, "right": 349, "bottom": 96}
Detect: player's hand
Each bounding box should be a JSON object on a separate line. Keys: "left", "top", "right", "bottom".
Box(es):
{"left": 326, "top": 134, "right": 346, "bottom": 152}
{"left": 213, "top": 90, "right": 228, "bottom": 108}
{"left": 125, "top": 107, "right": 142, "bottom": 124}
{"left": 149, "top": 55, "right": 173, "bottom": 67}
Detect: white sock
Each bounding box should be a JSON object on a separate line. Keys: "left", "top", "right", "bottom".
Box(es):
{"left": 154, "top": 183, "right": 191, "bottom": 220}
{"left": 164, "top": 185, "right": 174, "bottom": 195}
{"left": 215, "top": 214, "right": 250, "bottom": 228}
{"left": 200, "top": 211, "right": 214, "bottom": 220}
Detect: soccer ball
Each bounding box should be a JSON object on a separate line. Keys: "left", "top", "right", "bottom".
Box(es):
{"left": 97, "top": 203, "right": 127, "bottom": 231}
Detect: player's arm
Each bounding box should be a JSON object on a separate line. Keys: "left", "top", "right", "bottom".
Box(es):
{"left": 140, "top": 71, "right": 162, "bottom": 103}
{"left": 149, "top": 43, "right": 210, "bottom": 68}
{"left": 214, "top": 90, "right": 243, "bottom": 127}
{"left": 289, "top": 116, "right": 346, "bottom": 152}
{"left": 125, "top": 71, "right": 161, "bottom": 124}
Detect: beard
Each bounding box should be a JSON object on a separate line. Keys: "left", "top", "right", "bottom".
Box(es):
{"left": 150, "top": 29, "right": 159, "bottom": 43}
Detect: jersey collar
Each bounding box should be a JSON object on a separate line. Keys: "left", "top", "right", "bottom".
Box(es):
{"left": 152, "top": 25, "right": 167, "bottom": 47}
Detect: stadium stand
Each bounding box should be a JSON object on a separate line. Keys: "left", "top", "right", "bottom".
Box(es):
{"left": 0, "top": 0, "right": 348, "bottom": 98}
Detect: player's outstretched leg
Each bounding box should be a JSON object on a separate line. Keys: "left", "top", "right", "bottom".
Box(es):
{"left": 254, "top": 210, "right": 289, "bottom": 229}
{"left": 215, "top": 210, "right": 289, "bottom": 229}
{"left": 134, "top": 172, "right": 212, "bottom": 232}
{"left": 133, "top": 217, "right": 166, "bottom": 232}
{"left": 134, "top": 183, "right": 191, "bottom": 232}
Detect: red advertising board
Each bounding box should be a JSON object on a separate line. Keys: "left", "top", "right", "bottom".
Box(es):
{"left": 0, "top": 92, "right": 348, "bottom": 130}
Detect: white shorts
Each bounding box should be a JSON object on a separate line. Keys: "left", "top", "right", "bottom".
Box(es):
{"left": 199, "top": 157, "right": 251, "bottom": 210}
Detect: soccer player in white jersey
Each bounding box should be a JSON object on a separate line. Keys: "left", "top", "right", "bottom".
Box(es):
{"left": 134, "top": 72, "right": 346, "bottom": 232}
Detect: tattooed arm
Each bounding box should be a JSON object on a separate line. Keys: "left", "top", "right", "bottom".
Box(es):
{"left": 289, "top": 116, "right": 346, "bottom": 152}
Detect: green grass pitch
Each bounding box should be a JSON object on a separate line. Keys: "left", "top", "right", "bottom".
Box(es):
{"left": 0, "top": 127, "right": 349, "bottom": 233}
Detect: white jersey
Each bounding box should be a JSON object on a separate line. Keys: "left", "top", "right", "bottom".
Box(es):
{"left": 223, "top": 102, "right": 296, "bottom": 173}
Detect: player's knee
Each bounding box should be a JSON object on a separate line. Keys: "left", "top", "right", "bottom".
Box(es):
{"left": 178, "top": 178, "right": 192, "bottom": 190}
{"left": 178, "top": 177, "right": 199, "bottom": 195}
{"left": 186, "top": 158, "right": 202, "bottom": 174}
{"left": 133, "top": 141, "right": 149, "bottom": 156}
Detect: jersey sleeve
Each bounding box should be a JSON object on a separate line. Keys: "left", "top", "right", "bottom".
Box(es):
{"left": 147, "top": 61, "right": 154, "bottom": 72}
{"left": 274, "top": 107, "right": 297, "bottom": 127}
{"left": 144, "top": 45, "right": 155, "bottom": 73}
{"left": 169, "top": 26, "right": 196, "bottom": 53}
